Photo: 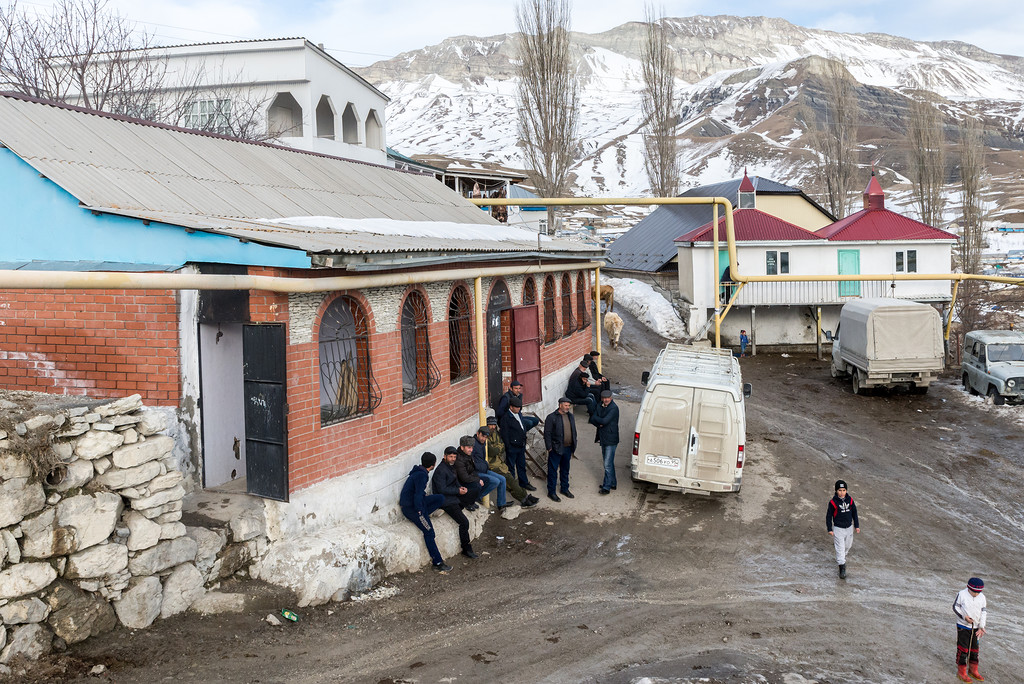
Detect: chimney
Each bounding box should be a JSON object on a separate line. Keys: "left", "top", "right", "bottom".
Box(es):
{"left": 863, "top": 171, "right": 884, "bottom": 210}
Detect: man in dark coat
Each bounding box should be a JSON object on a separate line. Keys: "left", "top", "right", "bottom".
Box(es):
{"left": 589, "top": 390, "right": 619, "bottom": 494}
{"left": 452, "top": 436, "right": 484, "bottom": 510}
{"left": 469, "top": 427, "right": 508, "bottom": 509}
{"left": 431, "top": 446, "right": 478, "bottom": 559}
{"left": 543, "top": 397, "right": 577, "bottom": 501}
{"left": 485, "top": 416, "right": 538, "bottom": 507}
{"left": 399, "top": 452, "right": 451, "bottom": 571}
{"left": 566, "top": 356, "right": 601, "bottom": 414}
{"left": 587, "top": 350, "right": 610, "bottom": 392}
{"left": 494, "top": 380, "right": 524, "bottom": 422}
{"left": 500, "top": 396, "right": 539, "bottom": 490}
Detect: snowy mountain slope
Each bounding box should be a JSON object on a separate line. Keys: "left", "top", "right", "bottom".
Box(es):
{"left": 357, "top": 15, "right": 1024, "bottom": 218}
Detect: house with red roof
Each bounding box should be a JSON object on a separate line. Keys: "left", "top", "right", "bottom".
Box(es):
{"left": 676, "top": 173, "right": 956, "bottom": 348}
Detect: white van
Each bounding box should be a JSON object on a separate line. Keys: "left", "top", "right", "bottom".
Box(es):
{"left": 632, "top": 344, "right": 751, "bottom": 495}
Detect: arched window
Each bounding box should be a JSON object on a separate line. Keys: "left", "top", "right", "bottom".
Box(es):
{"left": 342, "top": 103, "right": 360, "bottom": 144}
{"left": 576, "top": 273, "right": 590, "bottom": 330}
{"left": 267, "top": 92, "right": 303, "bottom": 137}
{"left": 319, "top": 296, "right": 380, "bottom": 424}
{"left": 365, "top": 109, "right": 383, "bottom": 150}
{"left": 448, "top": 285, "right": 475, "bottom": 383}
{"left": 522, "top": 277, "right": 536, "bottom": 306}
{"left": 560, "top": 273, "right": 575, "bottom": 337}
{"left": 401, "top": 291, "right": 440, "bottom": 401}
{"left": 316, "top": 95, "right": 335, "bottom": 140}
{"left": 542, "top": 275, "right": 559, "bottom": 344}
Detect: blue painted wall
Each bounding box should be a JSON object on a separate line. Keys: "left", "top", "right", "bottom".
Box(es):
{"left": 0, "top": 148, "right": 311, "bottom": 270}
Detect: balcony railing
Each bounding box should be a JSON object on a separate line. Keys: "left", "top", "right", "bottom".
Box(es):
{"left": 718, "top": 280, "right": 952, "bottom": 306}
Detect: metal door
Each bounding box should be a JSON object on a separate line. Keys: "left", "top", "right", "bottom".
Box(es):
{"left": 685, "top": 389, "right": 736, "bottom": 484}
{"left": 511, "top": 305, "right": 542, "bottom": 404}
{"left": 243, "top": 324, "right": 288, "bottom": 501}
{"left": 838, "top": 249, "right": 861, "bottom": 297}
{"left": 486, "top": 281, "right": 511, "bottom": 406}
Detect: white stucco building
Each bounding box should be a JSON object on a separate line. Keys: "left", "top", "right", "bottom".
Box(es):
{"left": 678, "top": 174, "right": 957, "bottom": 347}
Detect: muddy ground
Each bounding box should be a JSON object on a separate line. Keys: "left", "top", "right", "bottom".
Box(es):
{"left": 16, "top": 311, "right": 1024, "bottom": 684}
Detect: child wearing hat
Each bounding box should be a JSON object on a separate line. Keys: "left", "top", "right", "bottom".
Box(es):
{"left": 825, "top": 480, "right": 859, "bottom": 578}
{"left": 953, "top": 577, "right": 987, "bottom": 682}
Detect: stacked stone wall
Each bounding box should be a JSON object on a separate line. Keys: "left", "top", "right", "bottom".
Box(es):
{"left": 0, "top": 390, "right": 258, "bottom": 671}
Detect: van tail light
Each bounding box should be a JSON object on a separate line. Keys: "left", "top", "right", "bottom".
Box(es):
{"left": 736, "top": 445, "right": 745, "bottom": 469}
{"left": 632, "top": 432, "right": 640, "bottom": 456}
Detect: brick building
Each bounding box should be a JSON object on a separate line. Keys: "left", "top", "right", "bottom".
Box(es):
{"left": 0, "top": 93, "right": 602, "bottom": 534}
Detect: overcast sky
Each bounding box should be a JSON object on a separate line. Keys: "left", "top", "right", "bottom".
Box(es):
{"left": 20, "top": 0, "right": 1024, "bottom": 65}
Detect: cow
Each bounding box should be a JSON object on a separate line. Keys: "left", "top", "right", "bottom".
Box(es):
{"left": 603, "top": 312, "right": 623, "bottom": 350}
{"left": 592, "top": 284, "right": 614, "bottom": 312}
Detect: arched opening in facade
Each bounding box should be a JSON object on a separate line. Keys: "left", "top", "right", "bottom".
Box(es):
{"left": 319, "top": 296, "right": 379, "bottom": 424}
{"left": 316, "top": 95, "right": 335, "bottom": 140}
{"left": 342, "top": 103, "right": 360, "bottom": 144}
{"left": 267, "top": 92, "right": 303, "bottom": 137}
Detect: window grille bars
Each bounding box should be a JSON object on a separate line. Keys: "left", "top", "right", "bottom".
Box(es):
{"left": 402, "top": 291, "right": 440, "bottom": 401}
{"left": 560, "top": 273, "right": 575, "bottom": 336}
{"left": 448, "top": 285, "right": 476, "bottom": 382}
{"left": 542, "top": 275, "right": 559, "bottom": 343}
{"left": 319, "top": 296, "right": 381, "bottom": 424}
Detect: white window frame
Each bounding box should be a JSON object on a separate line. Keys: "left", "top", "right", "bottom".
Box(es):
{"left": 185, "top": 98, "right": 232, "bottom": 135}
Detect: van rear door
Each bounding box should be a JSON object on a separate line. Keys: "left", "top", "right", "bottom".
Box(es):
{"left": 686, "top": 389, "right": 737, "bottom": 484}
{"left": 641, "top": 388, "right": 695, "bottom": 477}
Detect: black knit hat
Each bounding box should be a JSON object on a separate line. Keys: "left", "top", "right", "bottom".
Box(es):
{"left": 835, "top": 480, "right": 848, "bottom": 491}
{"left": 443, "top": 446, "right": 458, "bottom": 455}
{"left": 486, "top": 416, "right": 498, "bottom": 425}
{"left": 968, "top": 577, "right": 984, "bottom": 592}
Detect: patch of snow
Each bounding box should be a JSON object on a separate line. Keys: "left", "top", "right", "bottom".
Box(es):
{"left": 263, "top": 216, "right": 552, "bottom": 243}
{"left": 602, "top": 277, "right": 686, "bottom": 340}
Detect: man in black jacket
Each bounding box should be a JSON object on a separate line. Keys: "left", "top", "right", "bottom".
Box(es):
{"left": 589, "top": 390, "right": 619, "bottom": 494}
{"left": 826, "top": 479, "right": 860, "bottom": 578}
{"left": 543, "top": 397, "right": 577, "bottom": 501}
{"left": 431, "top": 446, "right": 478, "bottom": 559}
{"left": 500, "top": 396, "right": 539, "bottom": 490}
{"left": 587, "top": 350, "right": 610, "bottom": 392}
{"left": 399, "top": 452, "right": 451, "bottom": 572}
{"left": 494, "top": 380, "right": 523, "bottom": 422}
{"left": 566, "top": 356, "right": 600, "bottom": 414}
{"left": 470, "top": 427, "right": 509, "bottom": 509}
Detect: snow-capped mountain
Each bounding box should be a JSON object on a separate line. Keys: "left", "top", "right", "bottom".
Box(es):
{"left": 357, "top": 16, "right": 1024, "bottom": 221}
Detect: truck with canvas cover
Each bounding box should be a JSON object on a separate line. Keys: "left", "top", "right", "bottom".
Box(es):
{"left": 830, "top": 298, "right": 944, "bottom": 394}
{"left": 632, "top": 344, "right": 750, "bottom": 495}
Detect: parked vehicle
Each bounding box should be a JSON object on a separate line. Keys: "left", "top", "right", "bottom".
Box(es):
{"left": 632, "top": 344, "right": 751, "bottom": 495}
{"left": 961, "top": 329, "right": 1024, "bottom": 405}
{"left": 829, "top": 298, "right": 944, "bottom": 394}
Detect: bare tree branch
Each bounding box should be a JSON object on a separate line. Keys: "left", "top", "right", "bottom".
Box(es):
{"left": 640, "top": 4, "right": 679, "bottom": 198}
{"left": 515, "top": 0, "right": 581, "bottom": 234}
{"left": 908, "top": 96, "right": 946, "bottom": 227}
{"left": 807, "top": 58, "right": 860, "bottom": 218}
{"left": 954, "top": 115, "right": 986, "bottom": 338}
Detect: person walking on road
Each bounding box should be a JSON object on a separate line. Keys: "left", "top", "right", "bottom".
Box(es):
{"left": 826, "top": 479, "right": 859, "bottom": 578}
{"left": 399, "top": 452, "right": 452, "bottom": 572}
{"left": 589, "top": 389, "right": 619, "bottom": 494}
{"left": 953, "top": 577, "right": 988, "bottom": 682}
{"left": 543, "top": 397, "right": 577, "bottom": 501}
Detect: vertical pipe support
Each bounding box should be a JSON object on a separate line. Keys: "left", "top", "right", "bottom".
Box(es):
{"left": 474, "top": 276, "right": 487, "bottom": 427}
{"left": 816, "top": 306, "right": 822, "bottom": 361}
{"left": 595, "top": 267, "right": 602, "bottom": 371}
{"left": 713, "top": 203, "right": 720, "bottom": 349}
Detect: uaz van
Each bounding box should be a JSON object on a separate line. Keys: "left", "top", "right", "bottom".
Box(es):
{"left": 632, "top": 344, "right": 751, "bottom": 495}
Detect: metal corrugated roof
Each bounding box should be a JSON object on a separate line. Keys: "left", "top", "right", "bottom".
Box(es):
{"left": 817, "top": 208, "right": 958, "bottom": 241}
{"left": 676, "top": 209, "right": 825, "bottom": 243}
{"left": 606, "top": 176, "right": 832, "bottom": 272}
{"left": 0, "top": 94, "right": 599, "bottom": 257}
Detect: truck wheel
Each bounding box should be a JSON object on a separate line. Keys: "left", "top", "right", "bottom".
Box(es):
{"left": 852, "top": 372, "right": 863, "bottom": 395}
{"left": 988, "top": 386, "right": 1005, "bottom": 406}
{"left": 830, "top": 364, "right": 840, "bottom": 378}
{"left": 912, "top": 384, "right": 928, "bottom": 395}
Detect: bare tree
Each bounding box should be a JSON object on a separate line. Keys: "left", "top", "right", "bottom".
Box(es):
{"left": 954, "top": 115, "right": 986, "bottom": 339}
{"left": 515, "top": 0, "right": 580, "bottom": 234}
{"left": 1, "top": 0, "right": 272, "bottom": 141}
{"left": 808, "top": 58, "right": 860, "bottom": 218}
{"left": 908, "top": 96, "right": 946, "bottom": 227}
{"left": 639, "top": 4, "right": 679, "bottom": 198}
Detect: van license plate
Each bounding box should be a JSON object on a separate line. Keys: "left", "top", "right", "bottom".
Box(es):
{"left": 645, "top": 454, "right": 681, "bottom": 469}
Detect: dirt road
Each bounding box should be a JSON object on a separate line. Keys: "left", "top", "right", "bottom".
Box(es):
{"left": 21, "top": 315, "right": 1024, "bottom": 684}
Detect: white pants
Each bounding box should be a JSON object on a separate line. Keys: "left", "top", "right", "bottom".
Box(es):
{"left": 833, "top": 525, "right": 854, "bottom": 565}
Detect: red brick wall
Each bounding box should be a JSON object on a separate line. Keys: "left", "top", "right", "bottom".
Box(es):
{"left": 0, "top": 289, "right": 180, "bottom": 404}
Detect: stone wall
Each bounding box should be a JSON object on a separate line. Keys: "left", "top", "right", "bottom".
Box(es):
{"left": 0, "top": 390, "right": 252, "bottom": 670}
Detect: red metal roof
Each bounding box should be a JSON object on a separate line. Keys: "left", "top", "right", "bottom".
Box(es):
{"left": 675, "top": 209, "right": 825, "bottom": 243}
{"left": 816, "top": 208, "right": 957, "bottom": 241}
{"left": 739, "top": 169, "right": 755, "bottom": 193}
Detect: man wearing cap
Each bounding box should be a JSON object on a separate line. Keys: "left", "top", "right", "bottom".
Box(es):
{"left": 589, "top": 389, "right": 619, "bottom": 494}
{"left": 825, "top": 480, "right": 860, "bottom": 578}
{"left": 399, "top": 452, "right": 452, "bottom": 572}
{"left": 495, "top": 380, "right": 524, "bottom": 422}
{"left": 455, "top": 435, "right": 499, "bottom": 509}
{"left": 469, "top": 428, "right": 510, "bottom": 510}
{"left": 500, "top": 395, "right": 539, "bottom": 490}
{"left": 566, "top": 356, "right": 600, "bottom": 414}
{"left": 485, "top": 416, "right": 539, "bottom": 508}
{"left": 587, "top": 350, "right": 610, "bottom": 392}
{"left": 431, "top": 446, "right": 479, "bottom": 559}
{"left": 953, "top": 577, "right": 988, "bottom": 682}
{"left": 543, "top": 397, "right": 578, "bottom": 501}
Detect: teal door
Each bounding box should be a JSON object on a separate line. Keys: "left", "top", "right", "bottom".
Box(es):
{"left": 838, "top": 249, "right": 861, "bottom": 297}
{"left": 718, "top": 249, "right": 730, "bottom": 301}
